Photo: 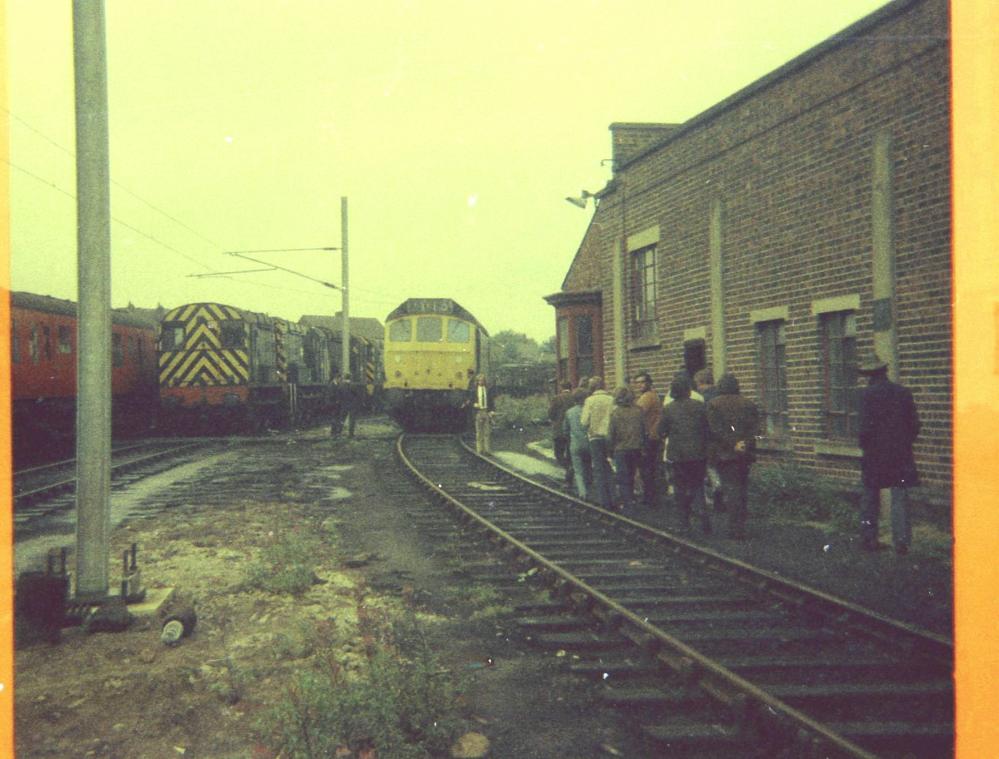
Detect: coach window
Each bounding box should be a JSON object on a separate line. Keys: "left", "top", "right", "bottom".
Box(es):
{"left": 757, "top": 321, "right": 788, "bottom": 436}
{"left": 447, "top": 320, "right": 470, "bottom": 343}
{"left": 220, "top": 320, "right": 244, "bottom": 349}
{"left": 58, "top": 325, "right": 72, "bottom": 354}
{"left": 389, "top": 319, "right": 411, "bottom": 342}
{"left": 29, "top": 325, "right": 39, "bottom": 364}
{"left": 416, "top": 316, "right": 443, "bottom": 342}
{"left": 42, "top": 326, "right": 52, "bottom": 361}
{"left": 12, "top": 320, "right": 20, "bottom": 364}
{"left": 112, "top": 333, "right": 124, "bottom": 367}
{"left": 821, "top": 311, "right": 858, "bottom": 439}
{"left": 632, "top": 244, "right": 657, "bottom": 340}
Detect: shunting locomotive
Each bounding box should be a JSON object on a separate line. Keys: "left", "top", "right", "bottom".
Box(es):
{"left": 382, "top": 298, "right": 490, "bottom": 430}
{"left": 157, "top": 302, "right": 382, "bottom": 433}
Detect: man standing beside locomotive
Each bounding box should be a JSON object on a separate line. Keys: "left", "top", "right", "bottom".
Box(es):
{"left": 471, "top": 373, "right": 495, "bottom": 455}
{"left": 856, "top": 352, "right": 920, "bottom": 555}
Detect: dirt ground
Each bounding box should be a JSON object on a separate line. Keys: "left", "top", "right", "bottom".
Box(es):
{"left": 14, "top": 421, "right": 638, "bottom": 759}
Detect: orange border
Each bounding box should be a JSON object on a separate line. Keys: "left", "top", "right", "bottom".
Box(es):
{"left": 952, "top": 1, "right": 999, "bottom": 757}
{"left": 1, "top": 0, "right": 15, "bottom": 754}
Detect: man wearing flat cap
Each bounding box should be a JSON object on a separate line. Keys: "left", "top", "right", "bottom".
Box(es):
{"left": 856, "top": 351, "right": 921, "bottom": 555}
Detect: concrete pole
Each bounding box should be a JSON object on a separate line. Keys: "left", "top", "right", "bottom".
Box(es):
{"left": 340, "top": 197, "right": 350, "bottom": 378}
{"left": 73, "top": 0, "right": 112, "bottom": 601}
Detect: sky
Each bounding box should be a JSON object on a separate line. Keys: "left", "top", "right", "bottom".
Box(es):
{"left": 6, "top": 0, "right": 891, "bottom": 343}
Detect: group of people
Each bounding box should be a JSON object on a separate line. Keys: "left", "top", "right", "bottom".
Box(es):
{"left": 550, "top": 369, "right": 758, "bottom": 538}
{"left": 550, "top": 354, "right": 920, "bottom": 552}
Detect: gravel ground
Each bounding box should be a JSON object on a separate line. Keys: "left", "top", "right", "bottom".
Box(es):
{"left": 488, "top": 425, "right": 953, "bottom": 638}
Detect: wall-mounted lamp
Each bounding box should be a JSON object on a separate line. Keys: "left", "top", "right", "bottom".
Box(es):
{"left": 565, "top": 190, "right": 596, "bottom": 209}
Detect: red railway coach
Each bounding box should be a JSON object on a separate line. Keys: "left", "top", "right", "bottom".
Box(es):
{"left": 9, "top": 291, "right": 159, "bottom": 464}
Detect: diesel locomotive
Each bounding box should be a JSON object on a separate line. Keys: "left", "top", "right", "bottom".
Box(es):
{"left": 382, "top": 298, "right": 490, "bottom": 430}
{"left": 157, "top": 301, "right": 382, "bottom": 433}
{"left": 10, "top": 291, "right": 159, "bottom": 465}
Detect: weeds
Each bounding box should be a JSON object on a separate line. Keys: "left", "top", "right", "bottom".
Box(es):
{"left": 494, "top": 393, "right": 549, "bottom": 429}
{"left": 750, "top": 462, "right": 855, "bottom": 528}
{"left": 259, "top": 597, "right": 464, "bottom": 759}
{"left": 247, "top": 525, "right": 323, "bottom": 596}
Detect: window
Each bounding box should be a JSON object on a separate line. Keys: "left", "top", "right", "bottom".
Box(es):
{"left": 161, "top": 322, "right": 185, "bottom": 351}
{"left": 29, "top": 326, "right": 39, "bottom": 364}
{"left": 575, "top": 315, "right": 594, "bottom": 381}
{"left": 389, "top": 319, "right": 411, "bottom": 342}
{"left": 42, "top": 326, "right": 52, "bottom": 361}
{"left": 416, "top": 316, "right": 442, "bottom": 342}
{"left": 447, "top": 320, "right": 470, "bottom": 343}
{"left": 137, "top": 337, "right": 145, "bottom": 368}
{"left": 631, "top": 245, "right": 657, "bottom": 339}
{"left": 821, "top": 311, "right": 858, "bottom": 439}
{"left": 757, "top": 321, "right": 788, "bottom": 436}
{"left": 58, "top": 325, "right": 72, "bottom": 354}
{"left": 557, "top": 317, "right": 569, "bottom": 383}
{"left": 220, "top": 320, "right": 245, "bottom": 349}
{"left": 112, "top": 333, "right": 124, "bottom": 367}
{"left": 11, "top": 320, "right": 20, "bottom": 364}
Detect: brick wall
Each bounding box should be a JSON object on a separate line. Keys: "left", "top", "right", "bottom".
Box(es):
{"left": 554, "top": 0, "right": 952, "bottom": 496}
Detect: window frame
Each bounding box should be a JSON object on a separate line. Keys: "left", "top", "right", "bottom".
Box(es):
{"left": 820, "top": 310, "right": 859, "bottom": 440}
{"left": 756, "top": 320, "right": 789, "bottom": 437}
{"left": 631, "top": 244, "right": 657, "bottom": 340}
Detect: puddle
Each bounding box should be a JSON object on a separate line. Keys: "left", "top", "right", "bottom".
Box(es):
{"left": 329, "top": 487, "right": 352, "bottom": 501}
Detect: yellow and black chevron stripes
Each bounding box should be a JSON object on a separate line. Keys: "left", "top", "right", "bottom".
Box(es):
{"left": 274, "top": 322, "right": 287, "bottom": 381}
{"left": 159, "top": 303, "right": 251, "bottom": 387}
{"left": 159, "top": 348, "right": 249, "bottom": 387}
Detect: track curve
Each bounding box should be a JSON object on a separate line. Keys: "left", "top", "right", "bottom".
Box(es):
{"left": 397, "top": 433, "right": 953, "bottom": 759}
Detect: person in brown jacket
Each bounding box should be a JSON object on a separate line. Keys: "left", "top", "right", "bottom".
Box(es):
{"left": 657, "top": 372, "right": 709, "bottom": 533}
{"left": 633, "top": 372, "right": 663, "bottom": 508}
{"left": 706, "top": 373, "right": 760, "bottom": 540}
{"left": 608, "top": 386, "right": 646, "bottom": 514}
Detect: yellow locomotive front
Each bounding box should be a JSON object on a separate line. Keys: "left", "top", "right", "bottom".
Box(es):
{"left": 383, "top": 298, "right": 489, "bottom": 430}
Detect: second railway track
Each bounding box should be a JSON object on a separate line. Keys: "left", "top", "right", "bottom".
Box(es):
{"left": 398, "top": 433, "right": 953, "bottom": 759}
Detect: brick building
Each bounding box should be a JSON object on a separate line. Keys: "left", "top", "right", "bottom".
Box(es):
{"left": 545, "top": 0, "right": 951, "bottom": 497}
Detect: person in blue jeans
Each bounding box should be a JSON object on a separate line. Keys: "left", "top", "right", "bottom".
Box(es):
{"left": 608, "top": 386, "right": 646, "bottom": 514}
{"left": 563, "top": 388, "right": 592, "bottom": 500}
{"left": 856, "top": 352, "right": 920, "bottom": 555}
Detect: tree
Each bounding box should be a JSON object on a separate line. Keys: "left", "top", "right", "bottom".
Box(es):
{"left": 491, "top": 330, "right": 540, "bottom": 363}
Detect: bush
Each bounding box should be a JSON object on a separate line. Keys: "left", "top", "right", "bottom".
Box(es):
{"left": 750, "top": 462, "right": 854, "bottom": 527}
{"left": 494, "top": 393, "right": 550, "bottom": 429}
{"left": 260, "top": 612, "right": 463, "bottom": 758}
{"left": 247, "top": 526, "right": 322, "bottom": 596}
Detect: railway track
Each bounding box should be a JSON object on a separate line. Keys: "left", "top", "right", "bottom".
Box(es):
{"left": 397, "top": 433, "right": 953, "bottom": 759}
{"left": 13, "top": 440, "right": 214, "bottom": 526}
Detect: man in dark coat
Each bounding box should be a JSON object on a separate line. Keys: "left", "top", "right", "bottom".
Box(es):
{"left": 548, "top": 381, "right": 575, "bottom": 488}
{"left": 857, "top": 352, "right": 920, "bottom": 554}
{"left": 341, "top": 373, "right": 363, "bottom": 437}
{"left": 706, "top": 373, "right": 760, "bottom": 540}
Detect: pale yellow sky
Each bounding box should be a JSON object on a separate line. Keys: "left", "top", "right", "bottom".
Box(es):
{"left": 7, "top": 0, "right": 889, "bottom": 341}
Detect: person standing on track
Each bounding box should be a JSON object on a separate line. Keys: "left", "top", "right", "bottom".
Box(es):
{"left": 856, "top": 352, "right": 921, "bottom": 555}
{"left": 706, "top": 373, "right": 759, "bottom": 540}
{"left": 580, "top": 376, "right": 614, "bottom": 510}
{"left": 694, "top": 368, "right": 723, "bottom": 514}
{"left": 471, "top": 373, "right": 495, "bottom": 454}
{"left": 341, "top": 373, "right": 363, "bottom": 437}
